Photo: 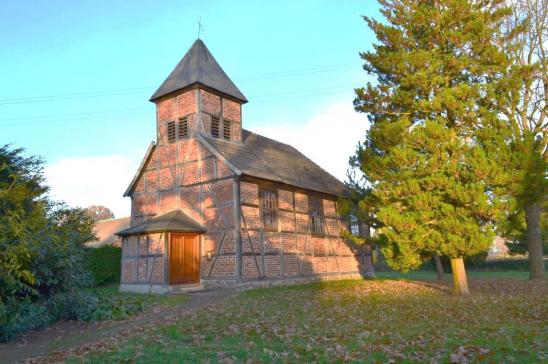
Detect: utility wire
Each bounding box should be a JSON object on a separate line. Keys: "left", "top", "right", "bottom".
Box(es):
{"left": 0, "top": 87, "right": 357, "bottom": 127}
{"left": 0, "top": 64, "right": 356, "bottom": 106}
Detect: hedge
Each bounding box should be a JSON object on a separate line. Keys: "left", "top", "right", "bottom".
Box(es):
{"left": 84, "top": 246, "right": 121, "bottom": 286}
{"left": 420, "top": 257, "right": 546, "bottom": 272}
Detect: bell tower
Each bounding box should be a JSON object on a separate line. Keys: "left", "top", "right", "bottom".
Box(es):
{"left": 149, "top": 39, "right": 247, "bottom": 144}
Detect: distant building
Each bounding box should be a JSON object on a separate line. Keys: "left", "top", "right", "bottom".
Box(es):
{"left": 486, "top": 236, "right": 511, "bottom": 260}
{"left": 89, "top": 217, "right": 130, "bottom": 248}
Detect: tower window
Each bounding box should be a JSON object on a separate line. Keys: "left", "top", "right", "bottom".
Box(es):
{"left": 259, "top": 188, "right": 278, "bottom": 231}
{"left": 309, "top": 196, "right": 324, "bottom": 236}
{"left": 178, "top": 117, "right": 188, "bottom": 139}
{"left": 223, "top": 119, "right": 231, "bottom": 140}
{"left": 167, "top": 121, "right": 176, "bottom": 144}
{"left": 211, "top": 116, "right": 220, "bottom": 138}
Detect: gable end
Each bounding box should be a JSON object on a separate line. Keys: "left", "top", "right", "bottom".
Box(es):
{"left": 123, "top": 142, "right": 156, "bottom": 197}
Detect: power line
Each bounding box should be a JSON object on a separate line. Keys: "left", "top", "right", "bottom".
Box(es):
{"left": 253, "top": 84, "right": 358, "bottom": 99}
{"left": 0, "top": 106, "right": 148, "bottom": 122}
{"left": 0, "top": 111, "right": 150, "bottom": 126}
{"left": 0, "top": 85, "right": 358, "bottom": 127}
{"left": 0, "top": 64, "right": 356, "bottom": 106}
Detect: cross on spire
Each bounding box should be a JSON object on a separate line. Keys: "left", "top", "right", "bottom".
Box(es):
{"left": 197, "top": 17, "right": 204, "bottom": 39}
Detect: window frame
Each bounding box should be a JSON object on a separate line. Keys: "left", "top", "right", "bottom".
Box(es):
{"left": 259, "top": 187, "right": 279, "bottom": 232}
{"left": 308, "top": 196, "right": 325, "bottom": 236}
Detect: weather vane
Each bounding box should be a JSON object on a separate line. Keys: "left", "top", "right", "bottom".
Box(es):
{"left": 197, "top": 17, "right": 204, "bottom": 39}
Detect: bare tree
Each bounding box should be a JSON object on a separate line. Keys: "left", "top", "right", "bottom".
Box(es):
{"left": 501, "top": 0, "right": 547, "bottom": 279}
{"left": 85, "top": 205, "right": 115, "bottom": 222}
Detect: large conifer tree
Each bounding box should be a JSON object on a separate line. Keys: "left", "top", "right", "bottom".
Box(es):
{"left": 354, "top": 0, "right": 515, "bottom": 294}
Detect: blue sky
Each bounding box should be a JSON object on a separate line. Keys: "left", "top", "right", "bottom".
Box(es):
{"left": 0, "top": 0, "right": 378, "bottom": 215}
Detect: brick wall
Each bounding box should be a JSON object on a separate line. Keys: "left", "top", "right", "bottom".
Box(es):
{"left": 121, "top": 233, "right": 166, "bottom": 284}
{"left": 239, "top": 180, "right": 361, "bottom": 280}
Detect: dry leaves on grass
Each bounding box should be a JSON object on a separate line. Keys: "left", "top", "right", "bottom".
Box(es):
{"left": 39, "top": 279, "right": 548, "bottom": 363}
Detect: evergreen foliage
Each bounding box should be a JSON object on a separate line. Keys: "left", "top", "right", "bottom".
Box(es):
{"left": 0, "top": 145, "right": 141, "bottom": 341}
{"left": 352, "top": 0, "right": 518, "bottom": 292}
{"left": 0, "top": 145, "right": 95, "bottom": 299}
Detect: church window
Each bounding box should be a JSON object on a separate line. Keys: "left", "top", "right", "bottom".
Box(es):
{"left": 350, "top": 214, "right": 360, "bottom": 235}
{"left": 309, "top": 196, "right": 324, "bottom": 236}
{"left": 259, "top": 188, "right": 278, "bottom": 231}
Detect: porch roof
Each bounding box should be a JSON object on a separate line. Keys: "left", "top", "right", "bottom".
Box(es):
{"left": 116, "top": 210, "right": 206, "bottom": 236}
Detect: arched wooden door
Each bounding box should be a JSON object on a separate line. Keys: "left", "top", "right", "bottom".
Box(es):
{"left": 169, "top": 233, "right": 200, "bottom": 285}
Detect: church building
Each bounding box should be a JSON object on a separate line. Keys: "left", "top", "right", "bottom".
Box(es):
{"left": 117, "top": 39, "right": 364, "bottom": 293}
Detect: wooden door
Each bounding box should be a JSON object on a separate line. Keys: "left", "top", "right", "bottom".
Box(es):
{"left": 169, "top": 234, "right": 200, "bottom": 285}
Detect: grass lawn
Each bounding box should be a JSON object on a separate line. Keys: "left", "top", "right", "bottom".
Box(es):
{"left": 69, "top": 276, "right": 547, "bottom": 363}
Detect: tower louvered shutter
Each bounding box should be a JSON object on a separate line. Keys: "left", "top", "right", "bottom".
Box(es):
{"left": 223, "top": 119, "right": 231, "bottom": 140}
{"left": 178, "top": 117, "right": 188, "bottom": 139}
{"left": 211, "top": 116, "right": 220, "bottom": 138}
{"left": 167, "top": 121, "right": 176, "bottom": 143}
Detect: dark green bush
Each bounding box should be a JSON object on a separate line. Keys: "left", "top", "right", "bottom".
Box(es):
{"left": 87, "top": 288, "right": 144, "bottom": 321}
{"left": 85, "top": 246, "right": 121, "bottom": 286}
{"left": 0, "top": 289, "right": 146, "bottom": 342}
{"left": 420, "top": 257, "right": 546, "bottom": 272}
{"left": 467, "top": 258, "right": 547, "bottom": 271}
{"left": 0, "top": 146, "right": 134, "bottom": 342}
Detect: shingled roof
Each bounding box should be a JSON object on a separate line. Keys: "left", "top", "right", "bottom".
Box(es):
{"left": 116, "top": 210, "right": 206, "bottom": 236}
{"left": 150, "top": 39, "right": 247, "bottom": 103}
{"left": 200, "top": 130, "right": 348, "bottom": 197}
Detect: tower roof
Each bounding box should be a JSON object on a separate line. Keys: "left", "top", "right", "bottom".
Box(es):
{"left": 149, "top": 39, "right": 247, "bottom": 103}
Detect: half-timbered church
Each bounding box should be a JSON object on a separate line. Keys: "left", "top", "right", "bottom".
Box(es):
{"left": 117, "top": 39, "right": 364, "bottom": 293}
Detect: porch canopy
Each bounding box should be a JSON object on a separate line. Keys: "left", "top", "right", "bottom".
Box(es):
{"left": 116, "top": 209, "right": 206, "bottom": 236}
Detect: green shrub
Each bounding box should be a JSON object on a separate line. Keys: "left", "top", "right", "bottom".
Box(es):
{"left": 84, "top": 246, "right": 121, "bottom": 286}
{"left": 420, "top": 257, "right": 546, "bottom": 272}
{"left": 0, "top": 289, "right": 146, "bottom": 342}
{"left": 88, "top": 288, "right": 145, "bottom": 320}
{"left": 0, "top": 146, "right": 139, "bottom": 343}
{"left": 467, "top": 258, "right": 547, "bottom": 271}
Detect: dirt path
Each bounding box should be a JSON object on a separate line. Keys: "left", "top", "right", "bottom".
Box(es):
{"left": 0, "top": 289, "right": 236, "bottom": 364}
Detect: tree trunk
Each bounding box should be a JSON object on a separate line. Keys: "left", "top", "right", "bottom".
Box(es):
{"left": 433, "top": 254, "right": 444, "bottom": 281}
{"left": 363, "top": 245, "right": 376, "bottom": 278}
{"left": 360, "top": 220, "right": 375, "bottom": 278}
{"left": 450, "top": 257, "right": 469, "bottom": 295}
{"left": 525, "top": 202, "right": 545, "bottom": 280}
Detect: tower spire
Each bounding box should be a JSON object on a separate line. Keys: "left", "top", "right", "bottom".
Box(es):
{"left": 149, "top": 39, "right": 247, "bottom": 103}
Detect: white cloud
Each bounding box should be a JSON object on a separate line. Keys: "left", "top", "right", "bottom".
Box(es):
{"left": 250, "top": 101, "right": 369, "bottom": 181}
{"left": 45, "top": 155, "right": 137, "bottom": 218}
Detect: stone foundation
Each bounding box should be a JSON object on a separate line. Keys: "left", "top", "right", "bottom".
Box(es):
{"left": 119, "top": 284, "right": 170, "bottom": 294}
{"left": 202, "top": 272, "right": 364, "bottom": 290}
{"left": 120, "top": 272, "right": 364, "bottom": 295}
